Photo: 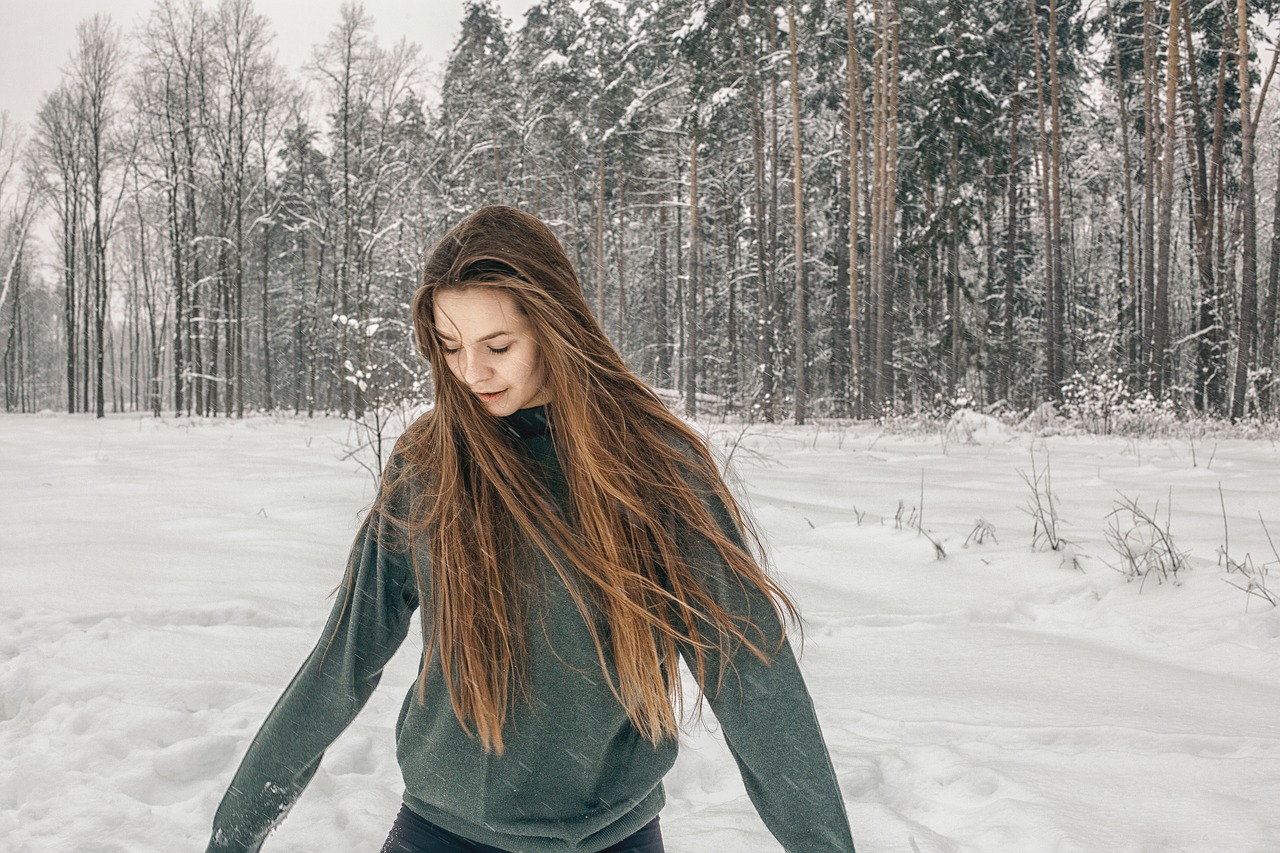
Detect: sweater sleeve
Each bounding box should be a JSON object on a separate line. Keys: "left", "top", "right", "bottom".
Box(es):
{"left": 678, "top": 461, "right": 857, "bottom": 853}
{"left": 206, "top": 484, "right": 420, "bottom": 853}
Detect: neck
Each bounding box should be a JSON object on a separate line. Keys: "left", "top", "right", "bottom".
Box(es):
{"left": 500, "top": 403, "right": 551, "bottom": 438}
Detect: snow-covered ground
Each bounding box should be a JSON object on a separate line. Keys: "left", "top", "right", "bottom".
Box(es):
{"left": 2, "top": 411, "right": 1278, "bottom": 853}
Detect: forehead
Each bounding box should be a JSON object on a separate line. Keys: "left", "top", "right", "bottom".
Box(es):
{"left": 433, "top": 288, "right": 527, "bottom": 337}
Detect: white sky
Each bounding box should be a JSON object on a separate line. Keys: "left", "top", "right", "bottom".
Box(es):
{"left": 0, "top": 0, "right": 539, "bottom": 134}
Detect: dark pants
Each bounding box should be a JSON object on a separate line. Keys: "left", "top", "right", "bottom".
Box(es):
{"left": 380, "top": 805, "right": 665, "bottom": 853}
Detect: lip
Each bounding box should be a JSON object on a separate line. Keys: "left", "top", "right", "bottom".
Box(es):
{"left": 475, "top": 389, "right": 506, "bottom": 402}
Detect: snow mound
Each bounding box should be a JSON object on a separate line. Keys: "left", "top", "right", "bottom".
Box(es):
{"left": 1022, "top": 400, "right": 1061, "bottom": 432}
{"left": 944, "top": 409, "right": 1012, "bottom": 444}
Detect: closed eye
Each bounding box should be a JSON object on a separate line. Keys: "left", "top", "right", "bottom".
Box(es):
{"left": 489, "top": 346, "right": 511, "bottom": 354}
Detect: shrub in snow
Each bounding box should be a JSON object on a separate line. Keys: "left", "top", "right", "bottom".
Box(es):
{"left": 1059, "top": 370, "right": 1179, "bottom": 437}
{"left": 1104, "top": 493, "right": 1188, "bottom": 590}
{"left": 1221, "top": 550, "right": 1277, "bottom": 608}
{"left": 1218, "top": 500, "right": 1279, "bottom": 608}
{"left": 1019, "top": 447, "right": 1079, "bottom": 568}
{"left": 882, "top": 386, "right": 992, "bottom": 436}
{"left": 964, "top": 518, "right": 998, "bottom": 547}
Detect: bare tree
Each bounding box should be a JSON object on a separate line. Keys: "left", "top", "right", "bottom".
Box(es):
{"left": 206, "top": 0, "right": 275, "bottom": 418}
{"left": 137, "top": 0, "right": 212, "bottom": 416}
{"left": 312, "top": 4, "right": 422, "bottom": 418}
{"left": 0, "top": 114, "right": 39, "bottom": 319}
{"left": 70, "top": 16, "right": 128, "bottom": 418}
{"left": 34, "top": 85, "right": 86, "bottom": 413}
{"left": 1, "top": 114, "right": 42, "bottom": 412}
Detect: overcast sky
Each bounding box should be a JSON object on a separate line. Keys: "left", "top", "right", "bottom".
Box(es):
{"left": 0, "top": 0, "right": 538, "bottom": 134}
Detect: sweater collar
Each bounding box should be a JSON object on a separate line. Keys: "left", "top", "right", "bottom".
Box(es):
{"left": 500, "top": 404, "right": 551, "bottom": 439}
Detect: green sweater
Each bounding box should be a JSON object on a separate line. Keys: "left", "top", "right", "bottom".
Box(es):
{"left": 206, "top": 407, "right": 856, "bottom": 852}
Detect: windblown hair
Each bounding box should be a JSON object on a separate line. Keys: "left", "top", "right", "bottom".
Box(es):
{"left": 374, "top": 204, "right": 797, "bottom": 754}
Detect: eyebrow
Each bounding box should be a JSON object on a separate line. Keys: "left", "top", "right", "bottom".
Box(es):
{"left": 435, "top": 330, "right": 514, "bottom": 344}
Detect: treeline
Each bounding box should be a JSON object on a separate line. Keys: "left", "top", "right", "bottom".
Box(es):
{"left": 1, "top": 0, "right": 1279, "bottom": 422}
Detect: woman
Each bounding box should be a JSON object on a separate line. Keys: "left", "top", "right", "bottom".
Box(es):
{"left": 206, "top": 205, "right": 857, "bottom": 853}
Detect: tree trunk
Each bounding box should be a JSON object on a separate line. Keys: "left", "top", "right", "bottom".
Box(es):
{"left": 685, "top": 134, "right": 699, "bottom": 418}
{"left": 788, "top": 0, "right": 807, "bottom": 425}
{"left": 739, "top": 4, "right": 775, "bottom": 422}
{"left": 882, "top": 0, "right": 900, "bottom": 406}
{"left": 656, "top": 192, "right": 671, "bottom": 386}
{"left": 1002, "top": 7, "right": 1023, "bottom": 405}
{"left": 1140, "top": 0, "right": 1157, "bottom": 373}
{"left": 261, "top": 191, "right": 273, "bottom": 411}
{"left": 769, "top": 11, "right": 781, "bottom": 416}
{"left": 1047, "top": 0, "right": 1066, "bottom": 395}
{"left": 1179, "top": 8, "right": 1217, "bottom": 412}
{"left": 1106, "top": 0, "right": 1138, "bottom": 378}
{"left": 64, "top": 178, "right": 79, "bottom": 414}
{"left": 1230, "top": 0, "right": 1258, "bottom": 420}
{"left": 1028, "top": 0, "right": 1055, "bottom": 400}
{"left": 870, "top": 0, "right": 899, "bottom": 412}
{"left": 616, "top": 169, "right": 626, "bottom": 354}
{"left": 1262, "top": 142, "right": 1280, "bottom": 415}
{"left": 847, "top": 0, "right": 862, "bottom": 418}
{"left": 1206, "top": 23, "right": 1231, "bottom": 414}
{"left": 595, "top": 141, "right": 606, "bottom": 324}
{"left": 1149, "top": 0, "right": 1181, "bottom": 398}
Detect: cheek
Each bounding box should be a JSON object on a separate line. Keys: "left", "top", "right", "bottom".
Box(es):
{"left": 524, "top": 348, "right": 545, "bottom": 381}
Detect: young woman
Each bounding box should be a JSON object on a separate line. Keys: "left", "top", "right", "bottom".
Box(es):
{"left": 205, "top": 205, "right": 857, "bottom": 853}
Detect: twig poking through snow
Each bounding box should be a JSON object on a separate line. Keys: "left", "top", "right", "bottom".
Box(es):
{"left": 1104, "top": 491, "right": 1189, "bottom": 591}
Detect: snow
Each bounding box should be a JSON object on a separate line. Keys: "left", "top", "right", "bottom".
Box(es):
{"left": 672, "top": 6, "right": 706, "bottom": 42}
{"left": 535, "top": 50, "right": 569, "bottom": 72}
{"left": 2, "top": 413, "right": 1279, "bottom": 852}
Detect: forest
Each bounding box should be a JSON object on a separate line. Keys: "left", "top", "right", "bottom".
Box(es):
{"left": 1, "top": 0, "right": 1279, "bottom": 426}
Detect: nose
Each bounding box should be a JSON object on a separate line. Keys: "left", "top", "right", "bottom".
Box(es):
{"left": 456, "top": 349, "right": 493, "bottom": 387}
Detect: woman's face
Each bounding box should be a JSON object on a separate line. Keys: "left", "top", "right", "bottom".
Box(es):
{"left": 433, "top": 287, "right": 551, "bottom": 416}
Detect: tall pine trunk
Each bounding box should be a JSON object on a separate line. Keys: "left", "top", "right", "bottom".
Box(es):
{"left": 1046, "top": 0, "right": 1066, "bottom": 396}
{"left": 738, "top": 3, "right": 774, "bottom": 422}
{"left": 1149, "top": 0, "right": 1181, "bottom": 398}
{"left": 1140, "top": 0, "right": 1157, "bottom": 373}
{"left": 1003, "top": 43, "right": 1022, "bottom": 405}
{"left": 847, "top": 0, "right": 862, "bottom": 417}
{"left": 1179, "top": 9, "right": 1218, "bottom": 412}
{"left": 685, "top": 134, "right": 699, "bottom": 418}
{"left": 1028, "top": 0, "right": 1055, "bottom": 400}
{"left": 788, "top": 0, "right": 807, "bottom": 424}
{"left": 1229, "top": 0, "right": 1258, "bottom": 420}
{"left": 1106, "top": 0, "right": 1139, "bottom": 375}
{"left": 1262, "top": 142, "right": 1280, "bottom": 414}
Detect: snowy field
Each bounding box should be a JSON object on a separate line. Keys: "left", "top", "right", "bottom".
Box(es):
{"left": 2, "top": 411, "right": 1278, "bottom": 853}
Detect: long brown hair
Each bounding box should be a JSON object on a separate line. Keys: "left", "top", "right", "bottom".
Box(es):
{"left": 375, "top": 205, "right": 797, "bottom": 754}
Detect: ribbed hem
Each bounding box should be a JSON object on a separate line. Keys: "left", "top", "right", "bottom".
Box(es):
{"left": 400, "top": 785, "right": 665, "bottom": 853}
